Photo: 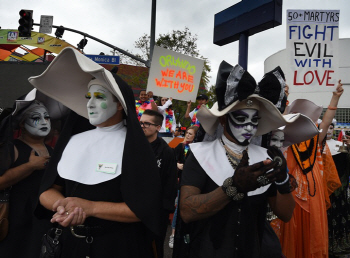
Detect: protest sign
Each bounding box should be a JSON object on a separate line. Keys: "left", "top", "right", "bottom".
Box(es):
{"left": 286, "top": 10, "right": 339, "bottom": 92}
{"left": 147, "top": 46, "right": 205, "bottom": 102}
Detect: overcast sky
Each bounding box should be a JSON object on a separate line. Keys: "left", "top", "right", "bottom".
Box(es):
{"left": 1, "top": 0, "right": 349, "bottom": 87}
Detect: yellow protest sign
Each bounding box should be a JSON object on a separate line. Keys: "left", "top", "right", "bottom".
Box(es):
{"left": 147, "top": 46, "right": 204, "bottom": 101}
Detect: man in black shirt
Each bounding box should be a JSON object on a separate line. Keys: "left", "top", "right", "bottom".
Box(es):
{"left": 140, "top": 109, "right": 177, "bottom": 258}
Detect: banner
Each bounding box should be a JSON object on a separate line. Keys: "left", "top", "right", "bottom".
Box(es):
{"left": 286, "top": 10, "right": 339, "bottom": 92}
{"left": 0, "top": 29, "right": 76, "bottom": 54}
{"left": 147, "top": 46, "right": 204, "bottom": 102}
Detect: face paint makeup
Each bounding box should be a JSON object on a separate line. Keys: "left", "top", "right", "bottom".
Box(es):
{"left": 86, "top": 84, "right": 117, "bottom": 126}
{"left": 227, "top": 109, "right": 259, "bottom": 146}
{"left": 270, "top": 130, "right": 284, "bottom": 149}
{"left": 23, "top": 106, "right": 51, "bottom": 137}
{"left": 101, "top": 102, "right": 107, "bottom": 109}
{"left": 327, "top": 125, "right": 334, "bottom": 140}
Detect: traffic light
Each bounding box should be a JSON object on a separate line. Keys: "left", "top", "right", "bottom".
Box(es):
{"left": 77, "top": 38, "right": 88, "bottom": 50}
{"left": 18, "top": 9, "right": 33, "bottom": 37}
{"left": 55, "top": 26, "right": 65, "bottom": 38}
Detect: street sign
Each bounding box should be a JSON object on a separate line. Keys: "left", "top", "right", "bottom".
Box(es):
{"left": 39, "top": 15, "right": 53, "bottom": 34}
{"left": 85, "top": 54, "right": 120, "bottom": 65}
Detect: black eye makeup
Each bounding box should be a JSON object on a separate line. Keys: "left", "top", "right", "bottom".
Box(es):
{"left": 229, "top": 111, "right": 260, "bottom": 125}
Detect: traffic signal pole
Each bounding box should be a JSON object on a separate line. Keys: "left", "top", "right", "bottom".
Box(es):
{"left": 32, "top": 23, "right": 150, "bottom": 67}
{"left": 149, "top": 0, "right": 156, "bottom": 65}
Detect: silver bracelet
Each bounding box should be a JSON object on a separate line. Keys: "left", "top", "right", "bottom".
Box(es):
{"left": 222, "top": 177, "right": 245, "bottom": 201}
{"left": 275, "top": 174, "right": 289, "bottom": 185}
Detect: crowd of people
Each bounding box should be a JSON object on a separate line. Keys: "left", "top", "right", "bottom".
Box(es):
{"left": 0, "top": 47, "right": 349, "bottom": 258}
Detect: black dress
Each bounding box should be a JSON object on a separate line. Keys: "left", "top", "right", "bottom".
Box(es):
{"left": 0, "top": 139, "right": 52, "bottom": 258}
{"left": 53, "top": 175, "right": 154, "bottom": 258}
{"left": 174, "top": 143, "right": 186, "bottom": 165}
{"left": 179, "top": 153, "right": 277, "bottom": 258}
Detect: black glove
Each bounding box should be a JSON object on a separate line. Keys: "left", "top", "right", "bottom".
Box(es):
{"left": 267, "top": 146, "right": 287, "bottom": 183}
{"left": 232, "top": 150, "right": 278, "bottom": 193}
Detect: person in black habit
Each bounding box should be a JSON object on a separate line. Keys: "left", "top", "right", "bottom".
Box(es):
{"left": 177, "top": 61, "right": 296, "bottom": 258}
{"left": 0, "top": 89, "right": 67, "bottom": 258}
{"left": 30, "top": 47, "right": 163, "bottom": 258}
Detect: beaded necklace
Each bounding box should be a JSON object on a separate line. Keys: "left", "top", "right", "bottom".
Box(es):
{"left": 164, "top": 108, "right": 174, "bottom": 133}
{"left": 135, "top": 100, "right": 150, "bottom": 121}
{"left": 191, "top": 104, "right": 209, "bottom": 126}
{"left": 191, "top": 105, "right": 201, "bottom": 126}
{"left": 220, "top": 138, "right": 246, "bottom": 169}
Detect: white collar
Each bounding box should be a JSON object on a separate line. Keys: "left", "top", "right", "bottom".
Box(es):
{"left": 58, "top": 122, "right": 126, "bottom": 185}
{"left": 190, "top": 140, "right": 271, "bottom": 196}
{"left": 95, "top": 121, "right": 125, "bottom": 132}
{"left": 221, "top": 134, "right": 248, "bottom": 155}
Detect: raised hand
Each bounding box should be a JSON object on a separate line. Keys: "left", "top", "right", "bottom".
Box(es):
{"left": 147, "top": 91, "right": 154, "bottom": 99}
{"left": 333, "top": 80, "right": 344, "bottom": 98}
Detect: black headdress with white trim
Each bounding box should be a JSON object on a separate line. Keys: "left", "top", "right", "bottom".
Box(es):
{"left": 0, "top": 89, "right": 68, "bottom": 176}
{"left": 216, "top": 61, "right": 257, "bottom": 111}
{"left": 215, "top": 61, "right": 287, "bottom": 113}
{"left": 197, "top": 61, "right": 293, "bottom": 137}
{"left": 257, "top": 66, "right": 287, "bottom": 112}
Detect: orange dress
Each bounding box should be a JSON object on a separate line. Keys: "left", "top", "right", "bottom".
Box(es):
{"left": 279, "top": 144, "right": 328, "bottom": 258}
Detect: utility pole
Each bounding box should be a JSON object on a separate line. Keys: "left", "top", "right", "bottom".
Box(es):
{"left": 149, "top": 0, "right": 157, "bottom": 67}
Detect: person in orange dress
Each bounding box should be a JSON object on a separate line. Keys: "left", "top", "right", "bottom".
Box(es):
{"left": 279, "top": 81, "right": 344, "bottom": 258}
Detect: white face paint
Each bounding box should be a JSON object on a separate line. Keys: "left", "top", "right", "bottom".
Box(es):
{"left": 86, "top": 84, "right": 118, "bottom": 126}
{"left": 270, "top": 130, "right": 285, "bottom": 149}
{"left": 228, "top": 108, "right": 259, "bottom": 145}
{"left": 327, "top": 125, "right": 334, "bottom": 140}
{"left": 24, "top": 106, "right": 51, "bottom": 137}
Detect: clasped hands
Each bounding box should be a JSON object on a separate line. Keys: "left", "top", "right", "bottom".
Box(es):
{"left": 50, "top": 197, "right": 91, "bottom": 227}
{"left": 232, "top": 146, "right": 287, "bottom": 193}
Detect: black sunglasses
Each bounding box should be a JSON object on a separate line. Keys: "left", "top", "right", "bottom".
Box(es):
{"left": 140, "top": 121, "right": 159, "bottom": 128}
